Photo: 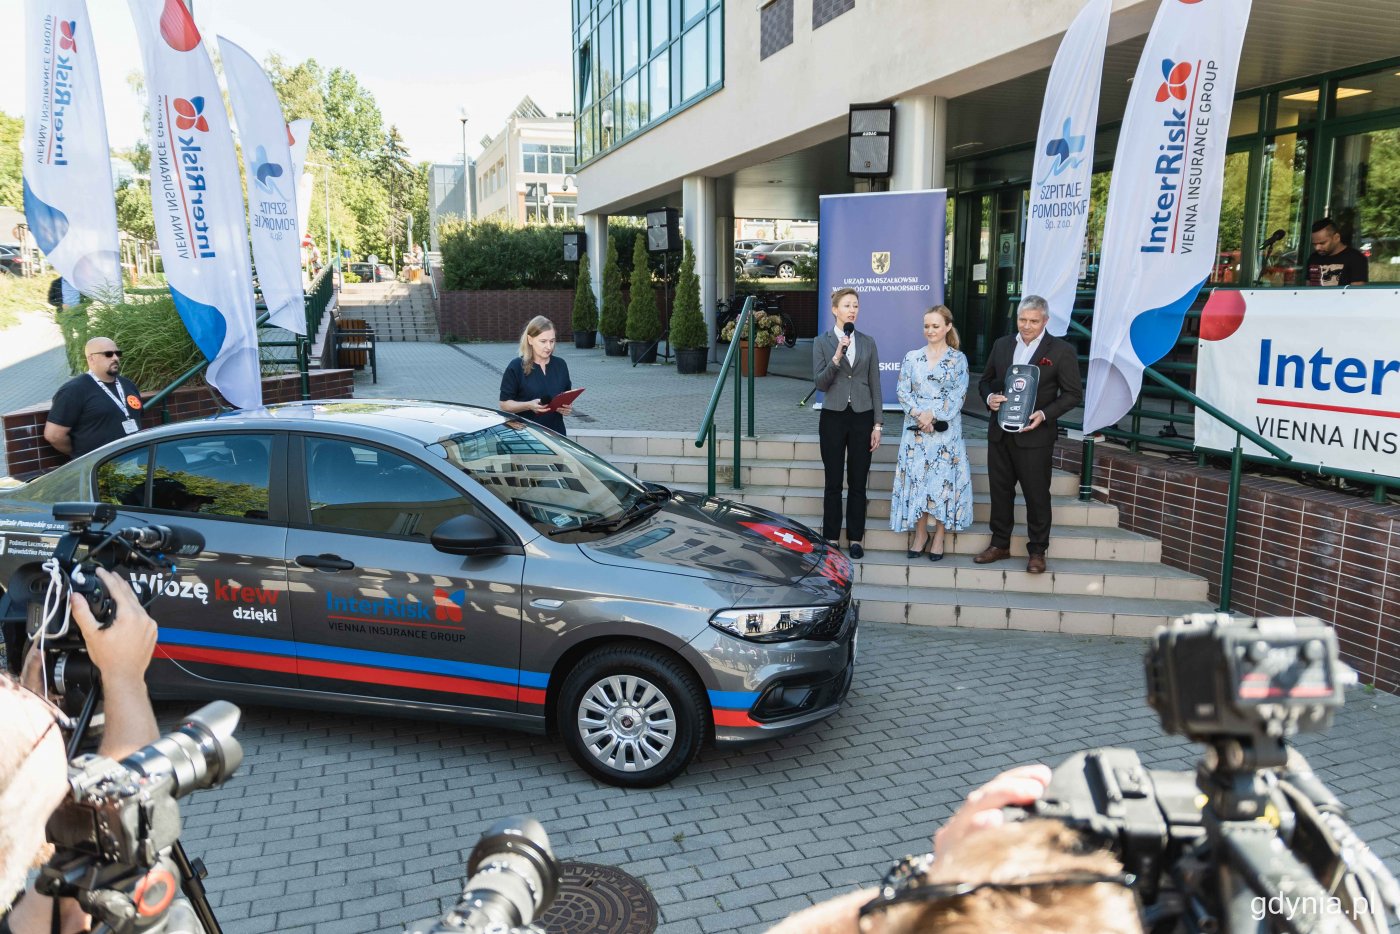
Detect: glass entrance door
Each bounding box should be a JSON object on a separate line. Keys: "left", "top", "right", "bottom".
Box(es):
{"left": 1328, "top": 124, "right": 1400, "bottom": 283}
{"left": 954, "top": 186, "right": 1028, "bottom": 368}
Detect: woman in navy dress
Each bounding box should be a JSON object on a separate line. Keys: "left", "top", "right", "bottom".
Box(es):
{"left": 499, "top": 316, "right": 574, "bottom": 435}
{"left": 890, "top": 305, "right": 973, "bottom": 560}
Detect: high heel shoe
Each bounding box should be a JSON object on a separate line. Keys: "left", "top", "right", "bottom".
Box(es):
{"left": 928, "top": 532, "right": 945, "bottom": 562}
{"left": 907, "top": 532, "right": 931, "bottom": 560}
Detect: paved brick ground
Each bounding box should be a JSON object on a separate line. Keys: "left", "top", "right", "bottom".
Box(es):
{"left": 169, "top": 624, "right": 1400, "bottom": 934}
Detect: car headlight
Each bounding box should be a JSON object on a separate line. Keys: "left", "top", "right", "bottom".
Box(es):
{"left": 709, "top": 605, "right": 837, "bottom": 643}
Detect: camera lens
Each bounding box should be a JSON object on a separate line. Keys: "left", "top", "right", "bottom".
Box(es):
{"left": 120, "top": 701, "right": 243, "bottom": 797}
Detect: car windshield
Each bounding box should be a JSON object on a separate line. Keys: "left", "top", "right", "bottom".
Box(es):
{"left": 429, "top": 418, "right": 648, "bottom": 533}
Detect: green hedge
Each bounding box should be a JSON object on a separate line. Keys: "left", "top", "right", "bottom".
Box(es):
{"left": 439, "top": 219, "right": 675, "bottom": 292}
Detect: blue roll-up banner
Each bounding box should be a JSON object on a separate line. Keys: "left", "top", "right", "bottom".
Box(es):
{"left": 817, "top": 190, "right": 947, "bottom": 408}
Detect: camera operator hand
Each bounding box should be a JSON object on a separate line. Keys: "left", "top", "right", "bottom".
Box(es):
{"left": 765, "top": 764, "right": 1055, "bottom": 933}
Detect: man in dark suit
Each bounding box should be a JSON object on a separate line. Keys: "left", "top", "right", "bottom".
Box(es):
{"left": 975, "top": 295, "right": 1083, "bottom": 574}
{"left": 813, "top": 288, "right": 884, "bottom": 559}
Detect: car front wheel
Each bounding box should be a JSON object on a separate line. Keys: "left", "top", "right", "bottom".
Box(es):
{"left": 558, "top": 646, "right": 706, "bottom": 787}
{"left": 777, "top": 262, "right": 796, "bottom": 279}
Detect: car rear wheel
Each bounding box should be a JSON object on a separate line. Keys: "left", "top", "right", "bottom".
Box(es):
{"left": 558, "top": 646, "right": 706, "bottom": 787}
{"left": 777, "top": 262, "right": 796, "bottom": 279}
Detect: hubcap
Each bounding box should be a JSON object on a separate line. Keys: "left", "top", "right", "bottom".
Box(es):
{"left": 577, "top": 674, "right": 677, "bottom": 773}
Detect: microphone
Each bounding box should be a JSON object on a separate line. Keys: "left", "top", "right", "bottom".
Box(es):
{"left": 842, "top": 323, "right": 854, "bottom": 336}
{"left": 1262, "top": 228, "right": 1286, "bottom": 249}
{"left": 121, "top": 524, "right": 205, "bottom": 556}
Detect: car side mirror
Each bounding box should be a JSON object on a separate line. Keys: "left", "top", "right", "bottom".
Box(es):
{"left": 431, "top": 514, "right": 522, "bottom": 557}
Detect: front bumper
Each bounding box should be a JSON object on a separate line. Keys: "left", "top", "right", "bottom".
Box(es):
{"left": 699, "top": 598, "right": 859, "bottom": 745}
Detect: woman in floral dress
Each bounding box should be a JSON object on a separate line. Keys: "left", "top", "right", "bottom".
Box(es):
{"left": 890, "top": 306, "right": 973, "bottom": 559}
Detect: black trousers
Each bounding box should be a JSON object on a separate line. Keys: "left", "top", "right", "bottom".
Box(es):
{"left": 818, "top": 406, "right": 875, "bottom": 543}
{"left": 987, "top": 439, "right": 1054, "bottom": 555}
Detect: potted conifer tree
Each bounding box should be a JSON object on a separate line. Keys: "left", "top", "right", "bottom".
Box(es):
{"left": 669, "top": 239, "right": 708, "bottom": 374}
{"left": 626, "top": 236, "right": 661, "bottom": 364}
{"left": 571, "top": 250, "right": 597, "bottom": 349}
{"left": 599, "top": 237, "right": 628, "bottom": 356}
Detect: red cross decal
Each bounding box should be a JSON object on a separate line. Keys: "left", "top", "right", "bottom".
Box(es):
{"left": 739, "top": 521, "right": 813, "bottom": 553}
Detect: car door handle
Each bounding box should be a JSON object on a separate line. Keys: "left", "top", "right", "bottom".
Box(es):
{"left": 530, "top": 598, "right": 564, "bottom": 609}
{"left": 296, "top": 554, "right": 355, "bottom": 571}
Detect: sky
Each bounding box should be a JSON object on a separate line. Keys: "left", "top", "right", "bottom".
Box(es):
{"left": 0, "top": 0, "right": 575, "bottom": 165}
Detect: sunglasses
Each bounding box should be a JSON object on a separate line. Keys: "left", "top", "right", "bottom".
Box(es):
{"left": 89, "top": 350, "right": 123, "bottom": 358}
{"left": 858, "top": 853, "right": 1136, "bottom": 922}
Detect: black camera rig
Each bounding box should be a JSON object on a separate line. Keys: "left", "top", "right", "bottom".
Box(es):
{"left": 1022, "top": 613, "right": 1400, "bottom": 933}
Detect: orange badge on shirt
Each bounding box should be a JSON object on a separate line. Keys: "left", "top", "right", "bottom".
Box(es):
{"left": 126, "top": 395, "right": 143, "bottom": 410}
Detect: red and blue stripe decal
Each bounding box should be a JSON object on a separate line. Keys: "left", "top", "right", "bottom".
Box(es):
{"left": 156, "top": 629, "right": 550, "bottom": 705}
{"left": 708, "top": 689, "right": 760, "bottom": 728}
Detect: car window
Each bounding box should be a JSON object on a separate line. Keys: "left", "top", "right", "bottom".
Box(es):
{"left": 149, "top": 435, "right": 272, "bottom": 520}
{"left": 305, "top": 437, "right": 485, "bottom": 539}
{"left": 430, "top": 419, "right": 643, "bottom": 531}
{"left": 97, "top": 446, "right": 149, "bottom": 507}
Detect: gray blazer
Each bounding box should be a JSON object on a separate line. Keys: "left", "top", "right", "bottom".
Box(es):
{"left": 813, "top": 329, "right": 882, "bottom": 413}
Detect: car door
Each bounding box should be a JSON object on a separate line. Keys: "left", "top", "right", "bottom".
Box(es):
{"left": 284, "top": 434, "right": 528, "bottom": 716}
{"left": 94, "top": 432, "right": 294, "bottom": 690}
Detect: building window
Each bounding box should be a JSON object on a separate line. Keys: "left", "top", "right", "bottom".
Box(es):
{"left": 812, "top": 0, "right": 853, "bottom": 30}
{"left": 760, "top": 0, "right": 793, "bottom": 61}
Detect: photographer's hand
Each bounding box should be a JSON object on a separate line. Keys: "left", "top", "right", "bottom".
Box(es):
{"left": 931, "top": 764, "right": 1052, "bottom": 877}
{"left": 71, "top": 567, "right": 159, "bottom": 757}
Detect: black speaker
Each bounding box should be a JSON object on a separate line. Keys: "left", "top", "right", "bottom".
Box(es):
{"left": 562, "top": 231, "right": 586, "bottom": 262}
{"left": 848, "top": 103, "right": 895, "bottom": 178}
{"left": 646, "top": 208, "right": 680, "bottom": 253}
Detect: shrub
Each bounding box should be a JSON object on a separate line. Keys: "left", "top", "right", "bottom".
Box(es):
{"left": 668, "top": 240, "right": 707, "bottom": 350}
{"left": 625, "top": 236, "right": 660, "bottom": 344}
{"left": 440, "top": 219, "right": 583, "bottom": 290}
{"left": 599, "top": 237, "right": 627, "bottom": 338}
{"left": 719, "top": 311, "right": 784, "bottom": 348}
{"left": 571, "top": 250, "right": 597, "bottom": 334}
{"left": 81, "top": 295, "right": 206, "bottom": 388}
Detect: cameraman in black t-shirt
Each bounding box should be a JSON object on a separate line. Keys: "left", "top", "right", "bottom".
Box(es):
{"left": 1305, "top": 217, "right": 1369, "bottom": 287}
{"left": 43, "top": 337, "right": 144, "bottom": 459}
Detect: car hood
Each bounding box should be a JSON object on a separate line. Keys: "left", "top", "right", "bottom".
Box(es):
{"left": 579, "top": 490, "right": 851, "bottom": 592}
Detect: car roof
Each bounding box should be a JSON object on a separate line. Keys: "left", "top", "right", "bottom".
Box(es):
{"left": 190, "top": 399, "right": 511, "bottom": 447}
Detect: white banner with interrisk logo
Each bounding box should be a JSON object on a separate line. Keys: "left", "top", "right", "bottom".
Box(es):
{"left": 1195, "top": 289, "right": 1400, "bottom": 477}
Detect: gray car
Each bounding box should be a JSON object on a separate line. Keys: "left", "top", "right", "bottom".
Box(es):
{"left": 0, "top": 400, "right": 857, "bottom": 787}
{"left": 744, "top": 241, "right": 816, "bottom": 279}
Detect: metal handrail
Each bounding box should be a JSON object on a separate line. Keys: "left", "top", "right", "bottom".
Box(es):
{"left": 694, "top": 296, "right": 757, "bottom": 496}
{"left": 423, "top": 253, "right": 439, "bottom": 302}
{"left": 1063, "top": 317, "right": 1291, "bottom": 612}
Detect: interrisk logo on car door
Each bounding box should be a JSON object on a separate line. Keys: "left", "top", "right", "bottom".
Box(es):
{"left": 324, "top": 590, "right": 469, "bottom": 643}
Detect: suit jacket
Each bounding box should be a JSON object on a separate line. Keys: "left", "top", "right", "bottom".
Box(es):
{"left": 977, "top": 333, "right": 1083, "bottom": 448}
{"left": 813, "top": 329, "right": 883, "bottom": 413}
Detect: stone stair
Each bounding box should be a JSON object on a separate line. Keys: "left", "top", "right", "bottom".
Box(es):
{"left": 338, "top": 280, "right": 439, "bottom": 341}
{"left": 572, "top": 429, "right": 1214, "bottom": 638}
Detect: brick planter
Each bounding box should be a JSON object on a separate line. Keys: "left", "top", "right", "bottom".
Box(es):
{"left": 3, "top": 369, "right": 356, "bottom": 480}
{"left": 1054, "top": 439, "right": 1400, "bottom": 693}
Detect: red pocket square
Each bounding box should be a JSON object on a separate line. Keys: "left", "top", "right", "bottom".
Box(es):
{"left": 1038, "top": 357, "right": 1054, "bottom": 366}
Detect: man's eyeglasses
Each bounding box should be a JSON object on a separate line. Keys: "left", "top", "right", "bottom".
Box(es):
{"left": 858, "top": 853, "right": 1136, "bottom": 921}
{"left": 89, "top": 350, "right": 123, "bottom": 358}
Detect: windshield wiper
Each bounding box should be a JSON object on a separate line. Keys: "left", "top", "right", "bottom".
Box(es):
{"left": 543, "top": 490, "right": 666, "bottom": 537}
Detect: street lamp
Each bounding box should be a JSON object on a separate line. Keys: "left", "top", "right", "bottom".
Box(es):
{"left": 458, "top": 106, "right": 471, "bottom": 221}
{"left": 304, "top": 160, "right": 333, "bottom": 269}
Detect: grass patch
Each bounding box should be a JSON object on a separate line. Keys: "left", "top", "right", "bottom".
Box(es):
{"left": 0, "top": 273, "right": 58, "bottom": 330}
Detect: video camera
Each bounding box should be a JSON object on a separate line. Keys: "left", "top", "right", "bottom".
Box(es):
{"left": 38, "top": 701, "right": 243, "bottom": 934}
{"left": 16, "top": 502, "right": 202, "bottom": 705}
{"left": 404, "top": 818, "right": 561, "bottom": 934}
{"left": 1021, "top": 613, "right": 1400, "bottom": 933}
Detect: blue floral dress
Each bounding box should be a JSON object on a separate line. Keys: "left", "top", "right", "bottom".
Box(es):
{"left": 890, "top": 347, "right": 973, "bottom": 533}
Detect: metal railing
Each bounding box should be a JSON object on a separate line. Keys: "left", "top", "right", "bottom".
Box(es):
{"left": 694, "top": 297, "right": 757, "bottom": 496}
{"left": 1057, "top": 316, "right": 1293, "bottom": 612}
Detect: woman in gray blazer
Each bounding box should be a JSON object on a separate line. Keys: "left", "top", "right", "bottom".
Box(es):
{"left": 812, "top": 288, "right": 884, "bottom": 558}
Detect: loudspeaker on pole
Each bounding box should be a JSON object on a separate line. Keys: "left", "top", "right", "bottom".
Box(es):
{"left": 848, "top": 103, "right": 895, "bottom": 178}
{"left": 562, "top": 231, "right": 586, "bottom": 262}
{"left": 646, "top": 208, "right": 680, "bottom": 253}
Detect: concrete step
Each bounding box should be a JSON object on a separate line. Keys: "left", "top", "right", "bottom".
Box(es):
{"left": 666, "top": 482, "right": 1116, "bottom": 526}
{"left": 609, "top": 454, "right": 1080, "bottom": 497}
{"left": 848, "top": 550, "right": 1208, "bottom": 602}
{"left": 853, "top": 583, "right": 1213, "bottom": 638}
{"left": 778, "top": 513, "right": 1163, "bottom": 563}
{"left": 576, "top": 429, "right": 972, "bottom": 466}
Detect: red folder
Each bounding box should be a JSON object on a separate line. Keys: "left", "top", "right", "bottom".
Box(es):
{"left": 544, "top": 387, "right": 585, "bottom": 412}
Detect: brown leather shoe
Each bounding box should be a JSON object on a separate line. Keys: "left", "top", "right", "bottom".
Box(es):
{"left": 1026, "top": 554, "right": 1046, "bottom": 574}
{"left": 973, "top": 546, "right": 1011, "bottom": 564}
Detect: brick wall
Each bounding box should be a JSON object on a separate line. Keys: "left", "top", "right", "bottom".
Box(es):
{"left": 1054, "top": 439, "right": 1400, "bottom": 693}
{"left": 3, "top": 369, "right": 356, "bottom": 480}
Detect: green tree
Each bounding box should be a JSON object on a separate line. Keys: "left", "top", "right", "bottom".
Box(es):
{"left": 599, "top": 237, "right": 627, "bottom": 337}
{"left": 668, "top": 240, "right": 706, "bottom": 350}
{"left": 115, "top": 181, "right": 155, "bottom": 241}
{"left": 406, "top": 161, "right": 431, "bottom": 254}
{"left": 376, "top": 126, "right": 414, "bottom": 264}
{"left": 572, "top": 250, "right": 598, "bottom": 335}
{"left": 626, "top": 235, "right": 660, "bottom": 343}
{"left": 0, "top": 111, "right": 22, "bottom": 208}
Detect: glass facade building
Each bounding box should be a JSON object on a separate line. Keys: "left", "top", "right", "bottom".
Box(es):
{"left": 571, "top": 0, "right": 724, "bottom": 165}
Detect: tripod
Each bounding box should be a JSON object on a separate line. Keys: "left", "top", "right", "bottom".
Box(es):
{"left": 59, "top": 673, "right": 225, "bottom": 934}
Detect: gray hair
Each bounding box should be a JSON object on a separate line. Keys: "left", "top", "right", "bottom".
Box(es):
{"left": 1017, "top": 295, "right": 1050, "bottom": 318}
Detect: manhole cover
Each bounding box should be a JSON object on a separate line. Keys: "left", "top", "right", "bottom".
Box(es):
{"left": 538, "top": 861, "right": 658, "bottom": 934}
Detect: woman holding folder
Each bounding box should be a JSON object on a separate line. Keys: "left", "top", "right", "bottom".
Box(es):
{"left": 499, "top": 316, "right": 577, "bottom": 435}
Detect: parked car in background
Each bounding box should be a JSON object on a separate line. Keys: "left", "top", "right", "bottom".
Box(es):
{"left": 745, "top": 241, "right": 816, "bottom": 279}
{"left": 348, "top": 261, "right": 393, "bottom": 282}
{"left": 734, "top": 240, "right": 775, "bottom": 277}
{"left": 0, "top": 245, "right": 27, "bottom": 276}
